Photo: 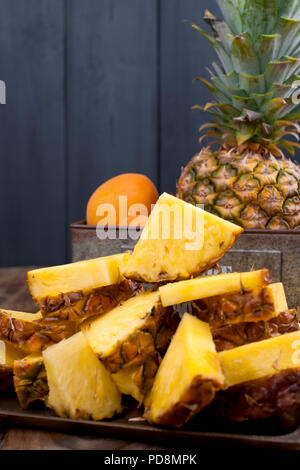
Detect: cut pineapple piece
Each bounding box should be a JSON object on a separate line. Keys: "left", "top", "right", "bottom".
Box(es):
{"left": 13, "top": 353, "right": 48, "bottom": 409}
{"left": 112, "top": 366, "right": 145, "bottom": 404}
{"left": 39, "top": 280, "right": 142, "bottom": 321}
{"left": 0, "top": 341, "right": 25, "bottom": 393}
{"left": 122, "top": 193, "right": 243, "bottom": 282}
{"left": 28, "top": 255, "right": 142, "bottom": 321}
{"left": 192, "top": 282, "right": 287, "bottom": 327}
{"left": 0, "top": 309, "right": 78, "bottom": 353}
{"left": 264, "top": 282, "right": 288, "bottom": 314}
{"left": 213, "top": 309, "right": 300, "bottom": 352}
{"left": 0, "top": 340, "right": 26, "bottom": 364}
{"left": 83, "top": 291, "right": 167, "bottom": 371}
{"left": 144, "top": 313, "right": 224, "bottom": 428}
{"left": 28, "top": 253, "right": 128, "bottom": 301}
{"left": 219, "top": 330, "right": 300, "bottom": 389}
{"left": 43, "top": 331, "right": 122, "bottom": 420}
{"left": 82, "top": 291, "right": 179, "bottom": 401}
{"left": 217, "top": 331, "right": 300, "bottom": 422}
{"left": 159, "top": 269, "right": 270, "bottom": 306}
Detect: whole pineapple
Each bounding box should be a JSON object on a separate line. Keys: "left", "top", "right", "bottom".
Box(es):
{"left": 177, "top": 0, "right": 300, "bottom": 230}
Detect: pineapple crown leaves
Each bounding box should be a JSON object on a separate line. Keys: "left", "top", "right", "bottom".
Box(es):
{"left": 192, "top": 0, "right": 300, "bottom": 156}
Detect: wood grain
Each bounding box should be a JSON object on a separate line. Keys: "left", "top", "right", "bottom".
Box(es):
{"left": 0, "top": 267, "right": 38, "bottom": 312}
{"left": 0, "top": 0, "right": 66, "bottom": 266}
{"left": 66, "top": 0, "right": 159, "bottom": 225}
{"left": 1, "top": 428, "right": 169, "bottom": 450}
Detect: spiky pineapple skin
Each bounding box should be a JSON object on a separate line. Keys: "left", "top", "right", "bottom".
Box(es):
{"left": 213, "top": 309, "right": 300, "bottom": 352}
{"left": 178, "top": 148, "right": 300, "bottom": 230}
{"left": 215, "top": 367, "right": 300, "bottom": 422}
{"left": 39, "top": 279, "right": 143, "bottom": 321}
{"left": 0, "top": 311, "right": 78, "bottom": 353}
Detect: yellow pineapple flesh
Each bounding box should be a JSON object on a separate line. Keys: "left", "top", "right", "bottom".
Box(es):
{"left": 82, "top": 291, "right": 179, "bottom": 402}
{"left": 13, "top": 353, "right": 48, "bottom": 409}
{"left": 122, "top": 193, "right": 243, "bottom": 283}
{"left": 217, "top": 331, "right": 300, "bottom": 422}
{"left": 28, "top": 253, "right": 127, "bottom": 301}
{"left": 144, "top": 313, "right": 224, "bottom": 428}
{"left": 112, "top": 366, "right": 145, "bottom": 404}
{"left": 0, "top": 341, "right": 25, "bottom": 393}
{"left": 219, "top": 330, "right": 300, "bottom": 389}
{"left": 28, "top": 254, "right": 142, "bottom": 321}
{"left": 0, "top": 309, "right": 78, "bottom": 353}
{"left": 43, "top": 331, "right": 122, "bottom": 420}
{"left": 159, "top": 269, "right": 270, "bottom": 306}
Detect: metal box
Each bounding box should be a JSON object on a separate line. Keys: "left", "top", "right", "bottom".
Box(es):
{"left": 70, "top": 221, "right": 300, "bottom": 308}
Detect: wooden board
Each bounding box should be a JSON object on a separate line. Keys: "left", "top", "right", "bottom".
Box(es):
{"left": 1, "top": 396, "right": 300, "bottom": 449}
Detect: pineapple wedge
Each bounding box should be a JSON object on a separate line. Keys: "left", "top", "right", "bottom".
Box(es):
{"left": 192, "top": 282, "right": 288, "bottom": 327}
{"left": 43, "top": 331, "right": 122, "bottom": 420}
{"left": 122, "top": 193, "right": 243, "bottom": 282}
{"left": 14, "top": 354, "right": 48, "bottom": 409}
{"left": 82, "top": 291, "right": 179, "bottom": 401}
{"left": 144, "top": 313, "right": 224, "bottom": 428}
{"left": 213, "top": 309, "right": 300, "bottom": 352}
{"left": 159, "top": 269, "right": 270, "bottom": 306}
{"left": 28, "top": 254, "right": 142, "bottom": 321}
{"left": 0, "top": 341, "right": 25, "bottom": 393}
{"left": 0, "top": 309, "right": 78, "bottom": 353}
{"left": 28, "top": 254, "right": 127, "bottom": 300}
{"left": 220, "top": 330, "right": 300, "bottom": 388}
{"left": 217, "top": 331, "right": 300, "bottom": 422}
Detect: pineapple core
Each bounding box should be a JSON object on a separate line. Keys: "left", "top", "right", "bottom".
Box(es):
{"left": 27, "top": 253, "right": 127, "bottom": 301}
{"left": 122, "top": 192, "right": 243, "bottom": 282}
{"left": 219, "top": 330, "right": 300, "bottom": 389}
{"left": 159, "top": 269, "right": 270, "bottom": 306}
{"left": 43, "top": 331, "right": 122, "bottom": 420}
{"left": 144, "top": 313, "right": 224, "bottom": 427}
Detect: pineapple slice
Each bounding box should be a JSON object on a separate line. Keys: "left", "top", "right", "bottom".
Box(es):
{"left": 43, "top": 331, "right": 122, "bottom": 420}
{"left": 122, "top": 193, "right": 243, "bottom": 282}
{"left": 144, "top": 313, "right": 224, "bottom": 428}
{"left": 192, "top": 282, "right": 288, "bottom": 327}
{"left": 28, "top": 253, "right": 127, "bottom": 301}
{"left": 0, "top": 309, "right": 78, "bottom": 353}
{"left": 13, "top": 353, "right": 48, "bottom": 409}
{"left": 159, "top": 269, "right": 270, "bottom": 306}
{"left": 219, "top": 330, "right": 300, "bottom": 389}
{"left": 0, "top": 341, "right": 25, "bottom": 393}
{"left": 213, "top": 309, "right": 300, "bottom": 352}
{"left": 82, "top": 291, "right": 179, "bottom": 401}
{"left": 28, "top": 255, "right": 142, "bottom": 321}
{"left": 217, "top": 331, "right": 300, "bottom": 422}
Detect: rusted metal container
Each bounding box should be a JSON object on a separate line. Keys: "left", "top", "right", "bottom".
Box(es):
{"left": 70, "top": 220, "right": 142, "bottom": 260}
{"left": 70, "top": 221, "right": 300, "bottom": 308}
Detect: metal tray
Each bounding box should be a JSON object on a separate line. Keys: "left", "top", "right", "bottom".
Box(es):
{"left": 1, "top": 396, "right": 300, "bottom": 449}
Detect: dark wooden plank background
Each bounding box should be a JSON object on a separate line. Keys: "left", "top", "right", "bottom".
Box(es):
{"left": 0, "top": 0, "right": 299, "bottom": 267}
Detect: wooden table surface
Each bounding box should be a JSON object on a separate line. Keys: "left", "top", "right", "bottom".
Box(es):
{"left": 0, "top": 267, "right": 169, "bottom": 451}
